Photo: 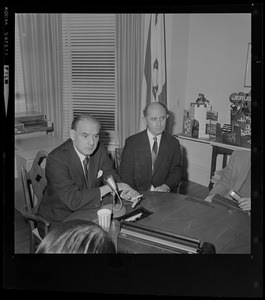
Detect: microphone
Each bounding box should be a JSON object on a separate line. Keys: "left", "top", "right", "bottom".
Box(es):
{"left": 105, "top": 175, "right": 118, "bottom": 195}
{"left": 103, "top": 175, "right": 126, "bottom": 218}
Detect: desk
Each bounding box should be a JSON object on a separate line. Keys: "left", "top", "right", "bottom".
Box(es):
{"left": 65, "top": 192, "right": 250, "bottom": 254}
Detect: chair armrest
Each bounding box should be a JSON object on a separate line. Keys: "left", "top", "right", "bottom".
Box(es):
{"left": 21, "top": 209, "right": 50, "bottom": 227}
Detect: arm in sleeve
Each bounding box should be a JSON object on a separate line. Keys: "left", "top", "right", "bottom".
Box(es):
{"left": 208, "top": 152, "right": 235, "bottom": 197}
{"left": 163, "top": 141, "right": 182, "bottom": 191}
{"left": 46, "top": 153, "right": 101, "bottom": 211}
{"left": 119, "top": 139, "right": 137, "bottom": 190}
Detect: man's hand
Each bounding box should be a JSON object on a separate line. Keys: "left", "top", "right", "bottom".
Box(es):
{"left": 120, "top": 189, "right": 139, "bottom": 202}
{"left": 154, "top": 184, "right": 170, "bottom": 192}
{"left": 238, "top": 197, "right": 251, "bottom": 212}
{"left": 204, "top": 194, "right": 214, "bottom": 202}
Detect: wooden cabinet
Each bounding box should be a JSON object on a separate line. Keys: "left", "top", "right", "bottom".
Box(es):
{"left": 175, "top": 134, "right": 250, "bottom": 187}
{"left": 176, "top": 134, "right": 212, "bottom": 186}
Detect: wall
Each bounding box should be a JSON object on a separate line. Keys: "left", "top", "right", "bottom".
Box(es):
{"left": 165, "top": 13, "right": 251, "bottom": 185}
{"left": 166, "top": 14, "right": 190, "bottom": 134}
{"left": 166, "top": 13, "right": 251, "bottom": 135}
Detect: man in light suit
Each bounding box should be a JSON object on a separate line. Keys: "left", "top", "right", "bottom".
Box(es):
{"left": 120, "top": 102, "right": 182, "bottom": 193}
{"left": 204, "top": 150, "right": 251, "bottom": 212}
{"left": 38, "top": 114, "right": 139, "bottom": 231}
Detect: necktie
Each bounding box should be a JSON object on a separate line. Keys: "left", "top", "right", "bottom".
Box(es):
{"left": 152, "top": 137, "right": 158, "bottom": 172}
{"left": 83, "top": 156, "right": 90, "bottom": 181}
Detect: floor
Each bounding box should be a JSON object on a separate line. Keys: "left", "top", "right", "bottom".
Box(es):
{"left": 14, "top": 178, "right": 210, "bottom": 254}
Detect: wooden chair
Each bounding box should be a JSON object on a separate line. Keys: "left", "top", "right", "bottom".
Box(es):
{"left": 21, "top": 150, "right": 50, "bottom": 253}
{"left": 208, "top": 146, "right": 234, "bottom": 190}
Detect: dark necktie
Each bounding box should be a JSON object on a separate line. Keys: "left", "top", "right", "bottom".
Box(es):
{"left": 152, "top": 137, "right": 158, "bottom": 172}
{"left": 83, "top": 156, "right": 90, "bottom": 181}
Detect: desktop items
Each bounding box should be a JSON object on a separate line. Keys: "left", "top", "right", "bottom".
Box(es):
{"left": 97, "top": 208, "right": 112, "bottom": 231}
{"left": 115, "top": 206, "right": 153, "bottom": 223}
{"left": 116, "top": 221, "right": 216, "bottom": 254}
{"left": 229, "top": 190, "right": 243, "bottom": 202}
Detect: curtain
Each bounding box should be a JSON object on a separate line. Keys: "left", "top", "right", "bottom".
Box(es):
{"left": 17, "top": 14, "right": 63, "bottom": 138}
{"left": 116, "top": 14, "right": 145, "bottom": 147}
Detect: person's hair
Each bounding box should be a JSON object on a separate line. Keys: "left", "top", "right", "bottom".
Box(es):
{"left": 35, "top": 220, "right": 116, "bottom": 254}
{"left": 143, "top": 102, "right": 169, "bottom": 117}
{"left": 71, "top": 114, "right": 101, "bottom": 131}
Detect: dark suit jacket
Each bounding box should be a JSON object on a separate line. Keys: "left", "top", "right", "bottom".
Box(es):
{"left": 38, "top": 139, "right": 120, "bottom": 226}
{"left": 120, "top": 130, "right": 182, "bottom": 192}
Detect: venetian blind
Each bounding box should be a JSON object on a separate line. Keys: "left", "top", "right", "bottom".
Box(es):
{"left": 62, "top": 13, "right": 119, "bottom": 147}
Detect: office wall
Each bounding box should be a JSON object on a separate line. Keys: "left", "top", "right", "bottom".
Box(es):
{"left": 166, "top": 13, "right": 251, "bottom": 135}
{"left": 165, "top": 14, "right": 190, "bottom": 135}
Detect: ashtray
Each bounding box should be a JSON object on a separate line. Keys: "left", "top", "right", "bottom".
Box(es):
{"left": 115, "top": 206, "right": 153, "bottom": 222}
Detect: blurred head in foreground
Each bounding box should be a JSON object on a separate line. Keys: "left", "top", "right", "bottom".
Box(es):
{"left": 36, "top": 219, "right": 116, "bottom": 254}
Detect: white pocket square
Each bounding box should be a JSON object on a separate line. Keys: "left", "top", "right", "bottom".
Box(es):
{"left": 97, "top": 170, "right": 103, "bottom": 178}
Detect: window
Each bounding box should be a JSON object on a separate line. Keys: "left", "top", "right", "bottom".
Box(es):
{"left": 62, "top": 14, "right": 119, "bottom": 148}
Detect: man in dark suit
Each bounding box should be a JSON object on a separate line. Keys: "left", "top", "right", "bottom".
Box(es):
{"left": 38, "top": 114, "right": 139, "bottom": 232}
{"left": 120, "top": 102, "right": 182, "bottom": 193}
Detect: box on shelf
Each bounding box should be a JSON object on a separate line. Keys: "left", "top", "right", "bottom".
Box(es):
{"left": 190, "top": 102, "right": 212, "bottom": 138}
{"left": 215, "top": 124, "right": 251, "bottom": 149}
{"left": 205, "top": 123, "right": 217, "bottom": 136}
{"left": 182, "top": 94, "right": 220, "bottom": 139}
{"left": 182, "top": 110, "right": 193, "bottom": 137}
{"left": 228, "top": 91, "right": 251, "bottom": 148}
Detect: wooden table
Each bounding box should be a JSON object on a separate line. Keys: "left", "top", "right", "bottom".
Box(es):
{"left": 65, "top": 191, "right": 251, "bottom": 254}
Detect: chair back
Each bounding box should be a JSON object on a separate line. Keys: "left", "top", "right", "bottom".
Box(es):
{"left": 22, "top": 150, "right": 48, "bottom": 214}
{"left": 209, "top": 147, "right": 234, "bottom": 190}
{"left": 114, "top": 148, "right": 123, "bottom": 175}
{"left": 21, "top": 150, "right": 49, "bottom": 252}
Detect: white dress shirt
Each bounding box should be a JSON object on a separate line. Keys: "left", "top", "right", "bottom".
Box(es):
{"left": 147, "top": 130, "right": 162, "bottom": 191}
{"left": 73, "top": 143, "right": 88, "bottom": 177}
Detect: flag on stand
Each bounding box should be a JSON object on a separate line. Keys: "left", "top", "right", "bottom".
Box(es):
{"left": 140, "top": 14, "right": 167, "bottom": 130}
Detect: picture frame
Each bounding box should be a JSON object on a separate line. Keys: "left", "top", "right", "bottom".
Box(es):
{"left": 244, "top": 43, "right": 251, "bottom": 87}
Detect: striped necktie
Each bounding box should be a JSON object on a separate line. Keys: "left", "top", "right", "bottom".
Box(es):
{"left": 83, "top": 156, "right": 90, "bottom": 181}
{"left": 152, "top": 137, "right": 158, "bottom": 172}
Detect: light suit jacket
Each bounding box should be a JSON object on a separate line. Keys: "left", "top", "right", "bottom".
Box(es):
{"left": 209, "top": 149, "right": 251, "bottom": 199}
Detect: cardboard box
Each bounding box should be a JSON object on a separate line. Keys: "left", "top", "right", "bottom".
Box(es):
{"left": 190, "top": 103, "right": 212, "bottom": 138}
{"left": 182, "top": 110, "right": 193, "bottom": 136}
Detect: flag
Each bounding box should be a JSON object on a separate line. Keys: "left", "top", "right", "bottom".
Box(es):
{"left": 140, "top": 14, "right": 167, "bottom": 130}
